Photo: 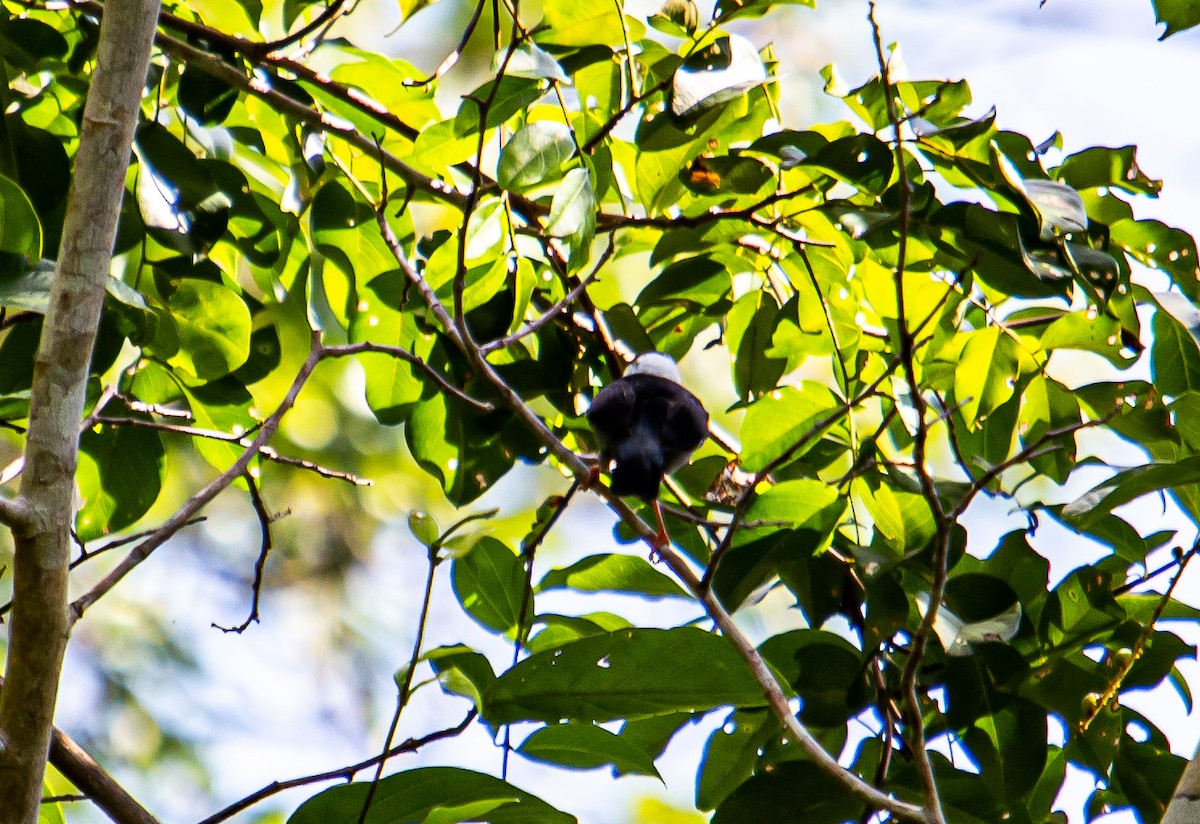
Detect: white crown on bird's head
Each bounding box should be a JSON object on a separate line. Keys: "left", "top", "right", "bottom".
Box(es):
{"left": 624, "top": 351, "right": 682, "bottom": 384}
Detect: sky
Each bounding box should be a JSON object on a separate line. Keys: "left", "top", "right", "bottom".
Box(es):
{"left": 53, "top": 2, "right": 1200, "bottom": 823}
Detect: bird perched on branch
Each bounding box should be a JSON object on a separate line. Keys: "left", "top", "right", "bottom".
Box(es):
{"left": 587, "top": 352, "right": 709, "bottom": 551}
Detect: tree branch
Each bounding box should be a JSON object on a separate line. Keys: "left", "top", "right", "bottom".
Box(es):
{"left": 147, "top": 31, "right": 468, "bottom": 209}
{"left": 195, "top": 711, "right": 477, "bottom": 824}
{"left": 479, "top": 238, "right": 615, "bottom": 357}
{"left": 320, "top": 343, "right": 492, "bottom": 411}
{"left": 0, "top": 0, "right": 161, "bottom": 817}
{"left": 68, "top": 331, "right": 324, "bottom": 625}
{"left": 0, "top": 495, "right": 34, "bottom": 535}
{"left": 49, "top": 726, "right": 161, "bottom": 824}
{"left": 869, "top": 5, "right": 947, "bottom": 822}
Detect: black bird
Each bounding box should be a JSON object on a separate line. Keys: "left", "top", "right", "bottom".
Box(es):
{"left": 587, "top": 352, "right": 709, "bottom": 550}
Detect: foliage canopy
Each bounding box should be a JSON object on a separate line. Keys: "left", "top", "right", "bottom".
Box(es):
{"left": 4, "top": 0, "right": 1200, "bottom": 822}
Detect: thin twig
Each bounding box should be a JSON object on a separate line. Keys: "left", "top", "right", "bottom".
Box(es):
{"left": 504, "top": 480, "right": 582, "bottom": 776}
{"left": 254, "top": 0, "right": 347, "bottom": 54}
{"left": 948, "top": 409, "right": 1119, "bottom": 521}
{"left": 321, "top": 342, "right": 493, "bottom": 411}
{"left": 213, "top": 473, "right": 275, "bottom": 633}
{"left": 1080, "top": 541, "right": 1199, "bottom": 731}
{"left": 402, "top": 0, "right": 488, "bottom": 86}
{"left": 0, "top": 518, "right": 208, "bottom": 619}
{"left": 40, "top": 794, "right": 86, "bottom": 804}
{"left": 195, "top": 711, "right": 476, "bottom": 824}
{"left": 357, "top": 542, "right": 441, "bottom": 824}
{"left": 91, "top": 416, "right": 370, "bottom": 485}
{"left": 480, "top": 238, "right": 615, "bottom": 356}
{"left": 149, "top": 31, "right": 468, "bottom": 208}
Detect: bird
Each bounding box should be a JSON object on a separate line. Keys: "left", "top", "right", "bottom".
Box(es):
{"left": 586, "top": 352, "right": 709, "bottom": 551}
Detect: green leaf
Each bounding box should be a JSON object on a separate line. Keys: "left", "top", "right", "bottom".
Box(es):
{"left": 526, "top": 612, "right": 633, "bottom": 654}
{"left": 671, "top": 35, "right": 767, "bottom": 117}
{"left": 76, "top": 423, "right": 165, "bottom": 540}
{"left": 543, "top": 168, "right": 596, "bottom": 267}
{"left": 1153, "top": 0, "right": 1200, "bottom": 38}
{"left": 538, "top": 0, "right": 644, "bottom": 47}
{"left": 801, "top": 134, "right": 894, "bottom": 194}
{"left": 1055, "top": 145, "right": 1161, "bottom": 197}
{"left": 1153, "top": 302, "right": 1200, "bottom": 395}
{"left": 502, "top": 43, "right": 571, "bottom": 83}
{"left": 713, "top": 0, "right": 815, "bottom": 22}
{"left": 537, "top": 553, "right": 688, "bottom": 599}
{"left": 406, "top": 391, "right": 517, "bottom": 505}
{"left": 726, "top": 291, "right": 786, "bottom": 402}
{"left": 422, "top": 799, "right": 517, "bottom": 824}
{"left": 286, "top": 767, "right": 574, "bottom": 824}
{"left": 954, "top": 326, "right": 1018, "bottom": 427}
{"left": 1111, "top": 218, "right": 1200, "bottom": 299}
{"left": 738, "top": 382, "right": 840, "bottom": 472}
{"left": 0, "top": 173, "right": 42, "bottom": 260}
{"left": 354, "top": 279, "right": 432, "bottom": 426}
{"left": 483, "top": 627, "right": 769, "bottom": 725}
{"left": 758, "top": 629, "right": 868, "bottom": 727}
{"left": 451, "top": 536, "right": 527, "bottom": 635}
{"left": 741, "top": 480, "right": 842, "bottom": 537}
{"left": 518, "top": 722, "right": 662, "bottom": 778}
{"left": 408, "top": 510, "right": 440, "bottom": 547}
{"left": 497, "top": 122, "right": 576, "bottom": 191}
{"left": 398, "top": 0, "right": 444, "bottom": 20}
{"left": 963, "top": 698, "right": 1047, "bottom": 803}
{"left": 0, "top": 257, "right": 53, "bottom": 312}
{"left": 697, "top": 710, "right": 777, "bottom": 810}
{"left": 711, "top": 759, "right": 859, "bottom": 824}
{"left": 1062, "top": 456, "right": 1200, "bottom": 529}
{"left": 37, "top": 778, "right": 65, "bottom": 824}
{"left": 160, "top": 280, "right": 252, "bottom": 380}
{"left": 426, "top": 645, "right": 497, "bottom": 707}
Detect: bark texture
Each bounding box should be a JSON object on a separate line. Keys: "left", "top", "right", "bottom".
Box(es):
{"left": 0, "top": 0, "right": 161, "bottom": 819}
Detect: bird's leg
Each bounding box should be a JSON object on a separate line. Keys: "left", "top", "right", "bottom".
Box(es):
{"left": 648, "top": 500, "right": 670, "bottom": 563}
{"left": 583, "top": 463, "right": 601, "bottom": 490}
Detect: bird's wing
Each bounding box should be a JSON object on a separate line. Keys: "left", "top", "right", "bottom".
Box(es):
{"left": 662, "top": 386, "right": 709, "bottom": 452}
{"left": 587, "top": 379, "right": 636, "bottom": 443}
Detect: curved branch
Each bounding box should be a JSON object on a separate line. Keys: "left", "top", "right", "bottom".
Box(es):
{"left": 0, "top": 495, "right": 34, "bottom": 535}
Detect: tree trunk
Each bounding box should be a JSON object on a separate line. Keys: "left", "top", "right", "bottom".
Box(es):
{"left": 0, "top": 0, "right": 161, "bottom": 819}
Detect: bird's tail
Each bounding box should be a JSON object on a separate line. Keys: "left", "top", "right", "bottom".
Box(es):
{"left": 611, "top": 418, "right": 664, "bottom": 501}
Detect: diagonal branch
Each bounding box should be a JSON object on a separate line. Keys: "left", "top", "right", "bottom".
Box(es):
{"left": 479, "top": 237, "right": 615, "bottom": 356}
{"left": 68, "top": 331, "right": 324, "bottom": 626}
{"left": 195, "top": 711, "right": 477, "bottom": 824}
{"left": 49, "top": 726, "right": 161, "bottom": 824}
